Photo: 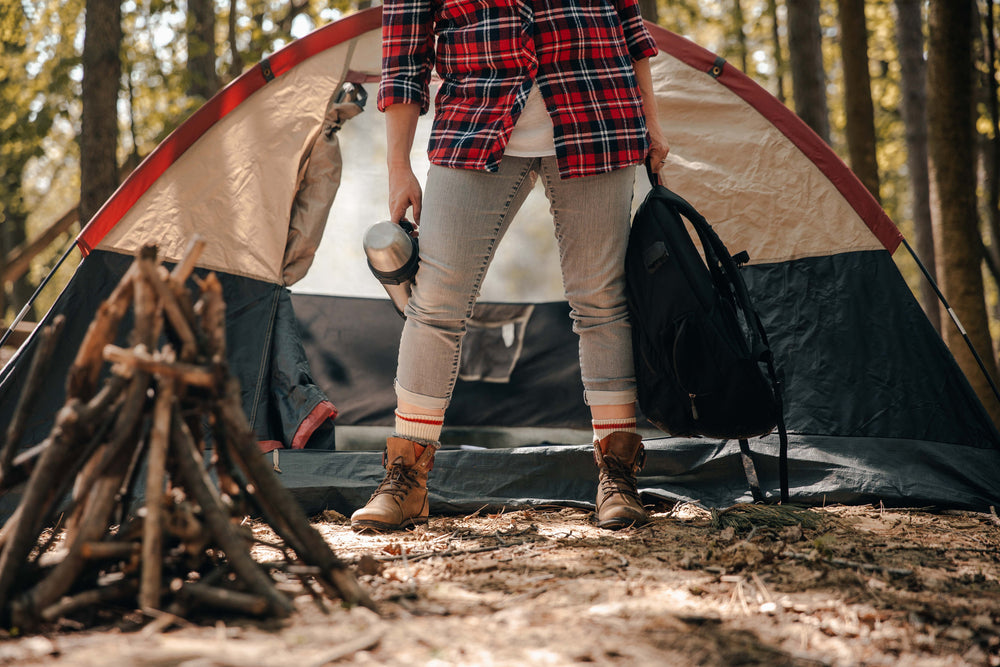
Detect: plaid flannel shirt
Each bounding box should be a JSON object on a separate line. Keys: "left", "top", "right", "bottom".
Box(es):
{"left": 378, "top": 0, "right": 658, "bottom": 179}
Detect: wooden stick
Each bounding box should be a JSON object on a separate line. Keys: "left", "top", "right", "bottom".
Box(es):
{"left": 65, "top": 371, "right": 149, "bottom": 544}
{"left": 0, "top": 442, "right": 47, "bottom": 495}
{"left": 66, "top": 264, "right": 137, "bottom": 400}
{"left": 24, "top": 404, "right": 118, "bottom": 558}
{"left": 102, "top": 345, "right": 218, "bottom": 388}
{"left": 169, "top": 408, "right": 294, "bottom": 617}
{"left": 80, "top": 541, "right": 141, "bottom": 561}
{"left": 304, "top": 627, "right": 384, "bottom": 666}
{"left": 16, "top": 452, "right": 133, "bottom": 626}
{"left": 56, "top": 376, "right": 130, "bottom": 542}
{"left": 136, "top": 259, "right": 200, "bottom": 362}
{"left": 39, "top": 578, "right": 139, "bottom": 623}
{"left": 1, "top": 315, "right": 65, "bottom": 475}
{"left": 215, "top": 378, "right": 375, "bottom": 612}
{"left": 0, "top": 401, "right": 83, "bottom": 617}
{"left": 193, "top": 272, "right": 226, "bottom": 359}
{"left": 113, "top": 422, "right": 150, "bottom": 529}
{"left": 139, "top": 373, "right": 175, "bottom": 611}
{"left": 175, "top": 581, "right": 268, "bottom": 616}
{"left": 169, "top": 236, "right": 206, "bottom": 284}
{"left": 167, "top": 237, "right": 206, "bottom": 337}
{"left": 132, "top": 249, "right": 160, "bottom": 350}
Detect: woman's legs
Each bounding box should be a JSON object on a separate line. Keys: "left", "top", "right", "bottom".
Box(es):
{"left": 354, "top": 157, "right": 647, "bottom": 532}
{"left": 395, "top": 158, "right": 540, "bottom": 412}
{"left": 397, "top": 159, "right": 639, "bottom": 429}
{"left": 537, "top": 157, "right": 637, "bottom": 411}
{"left": 539, "top": 158, "right": 648, "bottom": 529}
{"left": 352, "top": 158, "right": 539, "bottom": 532}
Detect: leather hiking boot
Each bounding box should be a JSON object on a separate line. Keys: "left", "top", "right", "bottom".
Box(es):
{"left": 351, "top": 437, "right": 437, "bottom": 533}
{"left": 593, "top": 432, "right": 649, "bottom": 530}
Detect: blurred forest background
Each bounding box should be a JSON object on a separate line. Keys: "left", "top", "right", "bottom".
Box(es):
{"left": 2, "top": 0, "right": 1000, "bottom": 419}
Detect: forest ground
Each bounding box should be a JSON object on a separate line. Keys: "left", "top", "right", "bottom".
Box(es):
{"left": 1, "top": 502, "right": 998, "bottom": 666}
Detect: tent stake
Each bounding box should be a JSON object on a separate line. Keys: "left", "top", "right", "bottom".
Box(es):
{"left": 900, "top": 237, "right": 1000, "bottom": 406}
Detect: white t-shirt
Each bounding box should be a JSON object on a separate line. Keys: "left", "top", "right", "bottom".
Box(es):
{"left": 505, "top": 84, "right": 556, "bottom": 157}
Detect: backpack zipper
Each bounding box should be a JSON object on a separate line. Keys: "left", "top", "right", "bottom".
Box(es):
{"left": 689, "top": 393, "right": 699, "bottom": 420}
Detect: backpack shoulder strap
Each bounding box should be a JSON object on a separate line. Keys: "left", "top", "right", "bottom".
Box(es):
{"left": 648, "top": 175, "right": 767, "bottom": 356}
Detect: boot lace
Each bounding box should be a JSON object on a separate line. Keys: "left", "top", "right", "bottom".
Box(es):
{"left": 598, "top": 456, "right": 641, "bottom": 502}
{"left": 372, "top": 456, "right": 420, "bottom": 501}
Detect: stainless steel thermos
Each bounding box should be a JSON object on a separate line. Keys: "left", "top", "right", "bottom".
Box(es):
{"left": 363, "top": 220, "right": 419, "bottom": 317}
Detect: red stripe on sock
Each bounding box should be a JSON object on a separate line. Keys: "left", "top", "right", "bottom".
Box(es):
{"left": 595, "top": 420, "right": 636, "bottom": 430}
{"left": 396, "top": 414, "right": 444, "bottom": 426}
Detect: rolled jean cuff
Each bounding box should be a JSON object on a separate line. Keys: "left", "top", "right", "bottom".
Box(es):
{"left": 395, "top": 379, "right": 451, "bottom": 411}
{"left": 584, "top": 388, "right": 638, "bottom": 407}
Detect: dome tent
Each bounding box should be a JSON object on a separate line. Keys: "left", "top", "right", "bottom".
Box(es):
{"left": 1, "top": 8, "right": 998, "bottom": 515}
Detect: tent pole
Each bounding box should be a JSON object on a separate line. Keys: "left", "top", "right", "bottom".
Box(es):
{"left": 901, "top": 237, "right": 1000, "bottom": 406}
{"left": 0, "top": 241, "right": 78, "bottom": 360}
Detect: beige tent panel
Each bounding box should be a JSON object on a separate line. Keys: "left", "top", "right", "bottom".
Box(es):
{"left": 96, "top": 30, "right": 383, "bottom": 283}
{"left": 651, "top": 54, "right": 884, "bottom": 265}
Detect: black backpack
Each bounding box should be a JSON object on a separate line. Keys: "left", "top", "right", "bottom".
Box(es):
{"left": 625, "top": 165, "right": 788, "bottom": 502}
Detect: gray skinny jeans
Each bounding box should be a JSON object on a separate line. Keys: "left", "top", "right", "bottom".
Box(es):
{"left": 395, "top": 155, "right": 637, "bottom": 411}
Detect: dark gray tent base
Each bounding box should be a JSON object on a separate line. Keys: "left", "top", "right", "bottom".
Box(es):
{"left": 5, "top": 251, "right": 999, "bottom": 519}
{"left": 270, "top": 434, "right": 1000, "bottom": 517}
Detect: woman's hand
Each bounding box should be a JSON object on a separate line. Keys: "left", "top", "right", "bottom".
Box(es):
{"left": 646, "top": 120, "right": 670, "bottom": 175}
{"left": 389, "top": 163, "right": 423, "bottom": 225}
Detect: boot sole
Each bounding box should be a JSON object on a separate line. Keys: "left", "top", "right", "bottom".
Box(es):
{"left": 596, "top": 515, "right": 650, "bottom": 531}
{"left": 351, "top": 517, "right": 428, "bottom": 533}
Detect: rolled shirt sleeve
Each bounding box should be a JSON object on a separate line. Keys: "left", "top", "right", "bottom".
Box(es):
{"left": 377, "top": 0, "right": 436, "bottom": 113}
{"left": 612, "top": 0, "right": 658, "bottom": 61}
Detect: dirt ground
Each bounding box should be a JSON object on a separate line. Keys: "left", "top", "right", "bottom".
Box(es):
{"left": 1, "top": 502, "right": 998, "bottom": 666}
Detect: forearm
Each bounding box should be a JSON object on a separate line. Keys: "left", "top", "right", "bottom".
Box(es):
{"left": 633, "top": 57, "right": 658, "bottom": 127}
{"left": 633, "top": 57, "right": 670, "bottom": 168}
{"left": 384, "top": 102, "right": 424, "bottom": 223}
{"left": 385, "top": 103, "right": 421, "bottom": 170}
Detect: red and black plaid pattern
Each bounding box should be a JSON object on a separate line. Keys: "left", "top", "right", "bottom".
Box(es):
{"left": 378, "top": 0, "right": 658, "bottom": 179}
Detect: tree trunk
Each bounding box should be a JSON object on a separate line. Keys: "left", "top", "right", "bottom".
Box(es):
{"left": 927, "top": 0, "right": 1000, "bottom": 423}
{"left": 731, "top": 0, "right": 749, "bottom": 73}
{"left": 226, "top": 0, "right": 244, "bottom": 82}
{"left": 638, "top": 0, "right": 659, "bottom": 23}
{"left": 0, "top": 214, "right": 31, "bottom": 322}
{"left": 767, "top": 0, "right": 787, "bottom": 104}
{"left": 893, "top": 0, "right": 940, "bottom": 333}
{"left": 978, "top": 1, "right": 1000, "bottom": 292}
{"left": 836, "top": 0, "right": 881, "bottom": 202}
{"left": 1, "top": 3, "right": 42, "bottom": 321}
{"left": 187, "top": 0, "right": 219, "bottom": 100}
{"left": 80, "top": 0, "right": 122, "bottom": 225}
{"left": 787, "top": 0, "right": 831, "bottom": 143}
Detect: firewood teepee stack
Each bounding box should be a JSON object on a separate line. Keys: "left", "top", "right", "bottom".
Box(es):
{"left": 0, "top": 239, "right": 372, "bottom": 630}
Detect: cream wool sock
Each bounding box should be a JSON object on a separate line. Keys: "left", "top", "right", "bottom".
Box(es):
{"left": 394, "top": 410, "right": 444, "bottom": 444}
{"left": 592, "top": 417, "right": 637, "bottom": 443}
